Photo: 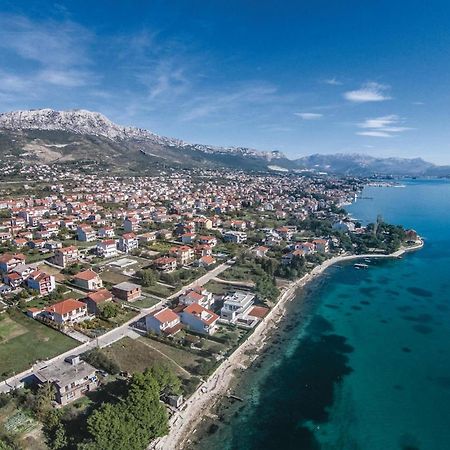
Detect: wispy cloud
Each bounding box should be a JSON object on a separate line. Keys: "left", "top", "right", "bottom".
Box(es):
{"left": 181, "top": 83, "right": 280, "bottom": 122}
{"left": 357, "top": 130, "right": 393, "bottom": 138}
{"left": 356, "top": 114, "right": 412, "bottom": 138}
{"left": 294, "top": 112, "right": 323, "bottom": 120}
{"left": 0, "top": 13, "right": 95, "bottom": 105}
{"left": 323, "top": 77, "right": 342, "bottom": 86}
{"left": 344, "top": 82, "right": 391, "bottom": 103}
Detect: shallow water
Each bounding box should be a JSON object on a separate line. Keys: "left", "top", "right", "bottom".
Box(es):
{"left": 194, "top": 179, "right": 450, "bottom": 450}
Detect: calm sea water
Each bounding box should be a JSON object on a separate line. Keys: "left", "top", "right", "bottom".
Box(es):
{"left": 195, "top": 179, "right": 450, "bottom": 450}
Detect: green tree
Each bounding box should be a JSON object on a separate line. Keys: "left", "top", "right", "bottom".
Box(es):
{"left": 33, "top": 383, "right": 55, "bottom": 421}
{"left": 98, "top": 302, "right": 120, "bottom": 320}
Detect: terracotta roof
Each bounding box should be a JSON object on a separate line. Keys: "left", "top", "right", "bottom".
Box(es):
{"left": 100, "top": 239, "right": 116, "bottom": 245}
{"left": 86, "top": 289, "right": 112, "bottom": 304}
{"left": 59, "top": 246, "right": 77, "bottom": 254}
{"left": 155, "top": 256, "right": 176, "bottom": 265}
{"left": 184, "top": 303, "right": 219, "bottom": 325}
{"left": 249, "top": 306, "right": 270, "bottom": 319}
{"left": 74, "top": 269, "right": 99, "bottom": 281}
{"left": 0, "top": 253, "right": 26, "bottom": 263}
{"left": 153, "top": 307, "right": 179, "bottom": 324}
{"left": 29, "top": 270, "right": 51, "bottom": 281}
{"left": 122, "top": 232, "right": 136, "bottom": 239}
{"left": 46, "top": 298, "right": 86, "bottom": 316}
{"left": 184, "top": 291, "right": 204, "bottom": 301}
{"left": 200, "top": 255, "right": 215, "bottom": 265}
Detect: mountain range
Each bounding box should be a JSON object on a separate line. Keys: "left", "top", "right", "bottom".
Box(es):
{"left": 0, "top": 108, "right": 448, "bottom": 177}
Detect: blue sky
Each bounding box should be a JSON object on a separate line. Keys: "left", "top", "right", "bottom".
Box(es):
{"left": 1, "top": 1, "right": 450, "bottom": 163}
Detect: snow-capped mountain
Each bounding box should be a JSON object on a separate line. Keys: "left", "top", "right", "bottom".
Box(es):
{"left": 0, "top": 109, "right": 284, "bottom": 161}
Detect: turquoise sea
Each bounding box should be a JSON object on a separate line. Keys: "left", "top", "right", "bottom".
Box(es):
{"left": 195, "top": 179, "right": 450, "bottom": 450}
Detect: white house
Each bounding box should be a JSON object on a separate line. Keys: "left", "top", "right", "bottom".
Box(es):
{"left": 179, "top": 303, "right": 219, "bottom": 335}
{"left": 96, "top": 239, "right": 118, "bottom": 258}
{"left": 77, "top": 224, "right": 96, "bottom": 242}
{"left": 178, "top": 287, "right": 213, "bottom": 308}
{"left": 41, "top": 299, "right": 88, "bottom": 325}
{"left": 220, "top": 291, "right": 255, "bottom": 323}
{"left": 118, "top": 233, "right": 138, "bottom": 253}
{"left": 145, "top": 307, "right": 181, "bottom": 335}
{"left": 27, "top": 270, "right": 56, "bottom": 295}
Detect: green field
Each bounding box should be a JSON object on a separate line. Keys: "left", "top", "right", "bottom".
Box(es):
{"left": 102, "top": 337, "right": 190, "bottom": 378}
{"left": 0, "top": 309, "right": 77, "bottom": 380}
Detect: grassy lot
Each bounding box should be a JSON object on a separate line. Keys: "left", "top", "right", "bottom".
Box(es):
{"left": 219, "top": 264, "right": 255, "bottom": 281}
{"left": 147, "top": 241, "right": 173, "bottom": 253}
{"left": 102, "top": 337, "right": 189, "bottom": 379}
{"left": 25, "top": 252, "right": 54, "bottom": 264}
{"left": 23, "top": 287, "right": 84, "bottom": 310}
{"left": 129, "top": 296, "right": 160, "bottom": 309}
{"left": 0, "top": 309, "right": 77, "bottom": 380}
{"left": 61, "top": 288, "right": 85, "bottom": 300}
{"left": 214, "top": 325, "right": 249, "bottom": 349}
{"left": 142, "top": 284, "right": 172, "bottom": 298}
{"left": 76, "top": 309, "right": 137, "bottom": 336}
{"left": 38, "top": 263, "right": 63, "bottom": 277}
{"left": 203, "top": 280, "right": 228, "bottom": 295}
{"left": 140, "top": 336, "right": 200, "bottom": 372}
{"left": 61, "top": 239, "right": 95, "bottom": 249}
{"left": 99, "top": 269, "right": 131, "bottom": 285}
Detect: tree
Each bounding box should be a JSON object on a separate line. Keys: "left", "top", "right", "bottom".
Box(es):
{"left": 98, "top": 302, "right": 120, "bottom": 320}
{"left": 33, "top": 383, "right": 55, "bottom": 421}
{"left": 43, "top": 409, "right": 67, "bottom": 450}
{"left": 83, "top": 370, "right": 169, "bottom": 450}
{"left": 81, "top": 349, "right": 120, "bottom": 375}
{"left": 147, "top": 366, "right": 182, "bottom": 395}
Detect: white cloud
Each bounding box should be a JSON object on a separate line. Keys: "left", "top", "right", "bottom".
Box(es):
{"left": 357, "top": 131, "right": 393, "bottom": 138}
{"left": 294, "top": 112, "right": 323, "bottom": 120}
{"left": 356, "top": 114, "right": 412, "bottom": 138}
{"left": 344, "top": 82, "right": 391, "bottom": 103}
{"left": 323, "top": 77, "right": 342, "bottom": 86}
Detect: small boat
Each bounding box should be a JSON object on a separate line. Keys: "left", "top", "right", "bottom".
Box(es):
{"left": 354, "top": 263, "right": 369, "bottom": 269}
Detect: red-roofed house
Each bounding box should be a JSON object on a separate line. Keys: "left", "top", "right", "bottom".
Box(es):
{"left": 179, "top": 303, "right": 219, "bottom": 335}
{"left": 43, "top": 299, "right": 88, "bottom": 325}
{"left": 179, "top": 287, "right": 213, "bottom": 308}
{"left": 81, "top": 289, "right": 113, "bottom": 314}
{"left": 53, "top": 246, "right": 78, "bottom": 268}
{"left": 27, "top": 270, "right": 56, "bottom": 295}
{"left": 96, "top": 239, "right": 118, "bottom": 258}
{"left": 77, "top": 224, "right": 96, "bottom": 242}
{"left": 154, "top": 256, "right": 177, "bottom": 272}
{"left": 118, "top": 233, "right": 138, "bottom": 253}
{"left": 253, "top": 246, "right": 269, "bottom": 258}
{"left": 145, "top": 307, "right": 182, "bottom": 335}
{"left": 312, "top": 239, "right": 329, "bottom": 253}
{"left": 197, "top": 255, "right": 216, "bottom": 268}
{"left": 73, "top": 270, "right": 103, "bottom": 291}
{"left": 169, "top": 246, "right": 194, "bottom": 265}
{"left": 0, "top": 253, "right": 26, "bottom": 273}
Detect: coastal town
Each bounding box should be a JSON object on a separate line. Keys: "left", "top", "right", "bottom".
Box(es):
{"left": 0, "top": 163, "right": 421, "bottom": 449}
